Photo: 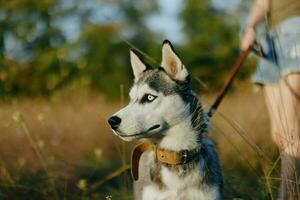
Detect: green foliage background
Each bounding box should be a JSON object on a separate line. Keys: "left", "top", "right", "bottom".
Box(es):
{"left": 0, "top": 0, "right": 255, "bottom": 98}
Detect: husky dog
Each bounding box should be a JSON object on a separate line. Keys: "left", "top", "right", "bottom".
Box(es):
{"left": 108, "top": 40, "right": 223, "bottom": 200}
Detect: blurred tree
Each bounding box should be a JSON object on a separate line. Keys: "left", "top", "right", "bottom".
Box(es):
{"left": 0, "top": 0, "right": 159, "bottom": 98}
{"left": 0, "top": 0, "right": 79, "bottom": 96}
{"left": 180, "top": 0, "right": 242, "bottom": 90}
{"left": 0, "top": 0, "right": 254, "bottom": 98}
{"left": 0, "top": 23, "right": 3, "bottom": 67}
{"left": 73, "top": 0, "right": 159, "bottom": 98}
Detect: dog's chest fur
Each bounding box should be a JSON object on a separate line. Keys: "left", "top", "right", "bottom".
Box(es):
{"left": 134, "top": 139, "right": 223, "bottom": 200}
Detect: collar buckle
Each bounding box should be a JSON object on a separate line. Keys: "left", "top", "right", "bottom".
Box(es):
{"left": 181, "top": 150, "right": 188, "bottom": 164}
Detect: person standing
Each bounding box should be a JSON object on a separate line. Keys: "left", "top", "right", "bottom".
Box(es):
{"left": 241, "top": 0, "right": 300, "bottom": 199}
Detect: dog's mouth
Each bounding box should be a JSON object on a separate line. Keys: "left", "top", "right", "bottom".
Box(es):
{"left": 113, "top": 124, "right": 161, "bottom": 139}
{"left": 147, "top": 124, "right": 161, "bottom": 132}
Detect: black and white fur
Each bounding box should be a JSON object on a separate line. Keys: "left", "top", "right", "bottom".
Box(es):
{"left": 108, "top": 40, "right": 223, "bottom": 200}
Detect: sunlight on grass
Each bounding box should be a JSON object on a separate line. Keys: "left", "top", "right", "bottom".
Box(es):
{"left": 0, "top": 83, "right": 281, "bottom": 199}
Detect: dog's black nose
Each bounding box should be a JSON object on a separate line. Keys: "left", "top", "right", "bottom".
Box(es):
{"left": 108, "top": 116, "right": 122, "bottom": 130}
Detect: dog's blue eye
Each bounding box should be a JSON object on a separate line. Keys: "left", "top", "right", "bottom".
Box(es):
{"left": 141, "top": 94, "right": 157, "bottom": 103}
{"left": 147, "top": 95, "right": 155, "bottom": 101}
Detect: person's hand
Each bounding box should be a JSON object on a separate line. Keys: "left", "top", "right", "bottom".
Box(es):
{"left": 240, "top": 27, "right": 256, "bottom": 50}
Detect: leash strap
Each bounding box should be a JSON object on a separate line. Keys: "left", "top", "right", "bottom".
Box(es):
{"left": 207, "top": 45, "right": 253, "bottom": 118}
{"left": 131, "top": 142, "right": 154, "bottom": 180}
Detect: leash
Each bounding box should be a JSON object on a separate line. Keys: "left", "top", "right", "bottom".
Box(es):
{"left": 95, "top": 45, "right": 254, "bottom": 188}
{"left": 207, "top": 44, "right": 253, "bottom": 118}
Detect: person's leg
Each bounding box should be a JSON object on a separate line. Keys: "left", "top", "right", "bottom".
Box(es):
{"left": 264, "top": 73, "right": 300, "bottom": 200}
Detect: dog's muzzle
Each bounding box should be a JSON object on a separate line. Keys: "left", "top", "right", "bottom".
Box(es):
{"left": 114, "top": 124, "right": 162, "bottom": 139}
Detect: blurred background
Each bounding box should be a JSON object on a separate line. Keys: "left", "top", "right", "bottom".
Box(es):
{"left": 0, "top": 0, "right": 279, "bottom": 199}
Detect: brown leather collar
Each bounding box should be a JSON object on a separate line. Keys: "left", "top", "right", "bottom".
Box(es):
{"left": 131, "top": 142, "right": 201, "bottom": 180}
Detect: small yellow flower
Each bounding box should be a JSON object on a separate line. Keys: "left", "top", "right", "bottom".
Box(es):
{"left": 77, "top": 179, "right": 87, "bottom": 191}
{"left": 94, "top": 148, "right": 102, "bottom": 159}
{"left": 37, "top": 113, "right": 44, "bottom": 122}
{"left": 12, "top": 111, "right": 23, "bottom": 123}
{"left": 37, "top": 140, "right": 45, "bottom": 149}
{"left": 105, "top": 195, "right": 112, "bottom": 200}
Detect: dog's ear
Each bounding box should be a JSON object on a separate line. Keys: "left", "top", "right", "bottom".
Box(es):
{"left": 130, "top": 49, "right": 148, "bottom": 82}
{"left": 161, "top": 40, "right": 189, "bottom": 81}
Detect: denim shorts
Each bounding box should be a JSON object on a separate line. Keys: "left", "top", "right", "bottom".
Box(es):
{"left": 253, "top": 17, "right": 300, "bottom": 84}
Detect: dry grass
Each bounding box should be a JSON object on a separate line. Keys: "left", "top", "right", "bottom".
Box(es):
{"left": 0, "top": 92, "right": 115, "bottom": 170}
{"left": 206, "top": 82, "right": 280, "bottom": 199}
{"left": 0, "top": 89, "right": 133, "bottom": 199}
{"left": 0, "top": 82, "right": 281, "bottom": 199}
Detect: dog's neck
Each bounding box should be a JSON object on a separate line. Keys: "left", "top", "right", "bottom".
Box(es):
{"left": 157, "top": 117, "right": 200, "bottom": 151}
{"left": 156, "top": 94, "right": 207, "bottom": 152}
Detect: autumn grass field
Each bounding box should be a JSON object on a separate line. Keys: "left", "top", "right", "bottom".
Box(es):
{"left": 0, "top": 82, "right": 280, "bottom": 200}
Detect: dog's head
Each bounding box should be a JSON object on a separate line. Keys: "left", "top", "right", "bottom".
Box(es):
{"left": 108, "top": 40, "right": 193, "bottom": 141}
